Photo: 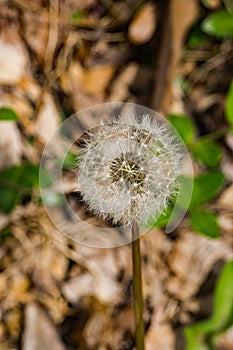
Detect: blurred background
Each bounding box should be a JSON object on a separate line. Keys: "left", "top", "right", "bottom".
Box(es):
{"left": 0, "top": 0, "right": 233, "bottom": 349}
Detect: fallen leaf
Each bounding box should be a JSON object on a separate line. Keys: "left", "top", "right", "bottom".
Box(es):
{"left": 166, "top": 230, "right": 233, "bottom": 299}
{"left": 116, "top": 307, "right": 134, "bottom": 334}
{"left": 109, "top": 63, "right": 139, "bottom": 102}
{"left": 22, "top": 303, "right": 66, "bottom": 350}
{"left": 0, "top": 322, "right": 6, "bottom": 342}
{"left": 221, "top": 153, "right": 233, "bottom": 181}
{"left": 34, "top": 92, "right": 61, "bottom": 143}
{"left": 62, "top": 273, "right": 95, "bottom": 304}
{"left": 216, "top": 324, "right": 233, "bottom": 350}
{"left": 159, "top": 0, "right": 199, "bottom": 111}
{"left": 4, "top": 273, "right": 32, "bottom": 309}
{"left": 83, "top": 311, "right": 110, "bottom": 348}
{"left": 39, "top": 294, "right": 69, "bottom": 324}
{"left": 67, "top": 0, "right": 97, "bottom": 11}
{"left": 83, "top": 65, "right": 115, "bottom": 95}
{"left": 128, "top": 3, "right": 157, "bottom": 45}
{"left": 146, "top": 324, "right": 175, "bottom": 350}
{"left": 0, "top": 122, "right": 23, "bottom": 170}
{"left": 0, "top": 39, "right": 28, "bottom": 84}
{"left": 0, "top": 274, "right": 8, "bottom": 300}
{"left": 201, "top": 0, "right": 221, "bottom": 9}
{"left": 62, "top": 62, "right": 115, "bottom": 95}
{"left": 218, "top": 214, "right": 233, "bottom": 235}
{"left": 0, "top": 90, "right": 34, "bottom": 134}
{"left": 23, "top": 11, "right": 49, "bottom": 62}
{"left": 225, "top": 132, "right": 233, "bottom": 151}
{"left": 32, "top": 244, "right": 67, "bottom": 294}
{"left": 19, "top": 78, "right": 41, "bottom": 102}
{"left": 4, "top": 308, "right": 22, "bottom": 339}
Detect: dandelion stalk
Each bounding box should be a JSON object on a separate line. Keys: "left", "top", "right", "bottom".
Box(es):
{"left": 76, "top": 114, "right": 183, "bottom": 349}
{"left": 132, "top": 220, "right": 145, "bottom": 350}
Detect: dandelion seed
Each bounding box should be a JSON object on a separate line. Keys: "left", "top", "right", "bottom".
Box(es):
{"left": 77, "top": 114, "right": 183, "bottom": 226}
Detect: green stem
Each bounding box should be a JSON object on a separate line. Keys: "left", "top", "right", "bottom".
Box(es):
{"left": 132, "top": 220, "right": 145, "bottom": 350}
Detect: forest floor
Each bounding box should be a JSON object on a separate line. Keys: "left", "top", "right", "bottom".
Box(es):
{"left": 0, "top": 1, "right": 233, "bottom": 350}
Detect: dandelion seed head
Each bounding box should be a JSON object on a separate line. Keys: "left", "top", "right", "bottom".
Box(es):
{"left": 77, "top": 114, "right": 183, "bottom": 226}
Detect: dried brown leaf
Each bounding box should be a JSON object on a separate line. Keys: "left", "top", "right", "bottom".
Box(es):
{"left": 0, "top": 39, "right": 28, "bottom": 84}
{"left": 34, "top": 92, "right": 61, "bottom": 143}
{"left": 145, "top": 324, "right": 175, "bottom": 350}
{"left": 128, "top": 3, "right": 157, "bottom": 45}
{"left": 0, "top": 122, "right": 23, "bottom": 170}
{"left": 166, "top": 230, "right": 233, "bottom": 299}
{"left": 22, "top": 303, "right": 66, "bottom": 350}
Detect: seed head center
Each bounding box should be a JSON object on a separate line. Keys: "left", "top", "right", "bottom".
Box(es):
{"left": 110, "top": 154, "right": 146, "bottom": 188}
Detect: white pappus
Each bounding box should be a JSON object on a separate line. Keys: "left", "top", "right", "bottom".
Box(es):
{"left": 76, "top": 114, "right": 183, "bottom": 226}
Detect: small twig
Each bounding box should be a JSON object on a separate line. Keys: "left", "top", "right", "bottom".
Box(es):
{"left": 12, "top": 0, "right": 46, "bottom": 13}
{"left": 223, "top": 0, "right": 233, "bottom": 13}
{"left": 150, "top": 0, "right": 171, "bottom": 110}
{"left": 132, "top": 220, "right": 145, "bottom": 350}
{"left": 188, "top": 48, "right": 233, "bottom": 87}
{"left": 98, "top": 0, "right": 135, "bottom": 23}
{"left": 44, "top": 0, "right": 59, "bottom": 78}
{"left": 200, "top": 128, "right": 228, "bottom": 141}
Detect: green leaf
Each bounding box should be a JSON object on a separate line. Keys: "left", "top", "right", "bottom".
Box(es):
{"left": 185, "top": 261, "right": 233, "bottom": 350}
{"left": 0, "top": 164, "right": 53, "bottom": 214}
{"left": 202, "top": 10, "right": 233, "bottom": 38}
{"left": 22, "top": 163, "right": 53, "bottom": 188}
{"left": 185, "top": 327, "right": 209, "bottom": 350}
{"left": 189, "top": 208, "right": 220, "bottom": 238}
{"left": 167, "top": 114, "right": 196, "bottom": 145}
{"left": 19, "top": 164, "right": 52, "bottom": 189}
{"left": 63, "top": 152, "right": 77, "bottom": 169}
{"left": 176, "top": 175, "right": 194, "bottom": 211}
{"left": 0, "top": 107, "right": 18, "bottom": 121}
{"left": 72, "top": 10, "right": 84, "bottom": 22}
{"left": 42, "top": 192, "right": 65, "bottom": 206}
{"left": 57, "top": 151, "right": 77, "bottom": 170}
{"left": 210, "top": 260, "right": 233, "bottom": 332}
{"left": 223, "top": 0, "right": 233, "bottom": 13}
{"left": 145, "top": 175, "right": 193, "bottom": 229}
{"left": 39, "top": 166, "right": 53, "bottom": 188}
{"left": 22, "top": 164, "right": 41, "bottom": 188}
{"left": 225, "top": 80, "right": 233, "bottom": 128}
{"left": 201, "top": 0, "right": 220, "bottom": 8}
{"left": 174, "top": 76, "right": 192, "bottom": 93}
{"left": 191, "top": 139, "right": 222, "bottom": 167}
{"left": 147, "top": 205, "right": 174, "bottom": 228}
{"left": 189, "top": 171, "right": 225, "bottom": 210}
{"left": 0, "top": 167, "right": 24, "bottom": 213}
{"left": 0, "top": 227, "right": 13, "bottom": 243}
{"left": 186, "top": 21, "right": 210, "bottom": 48}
